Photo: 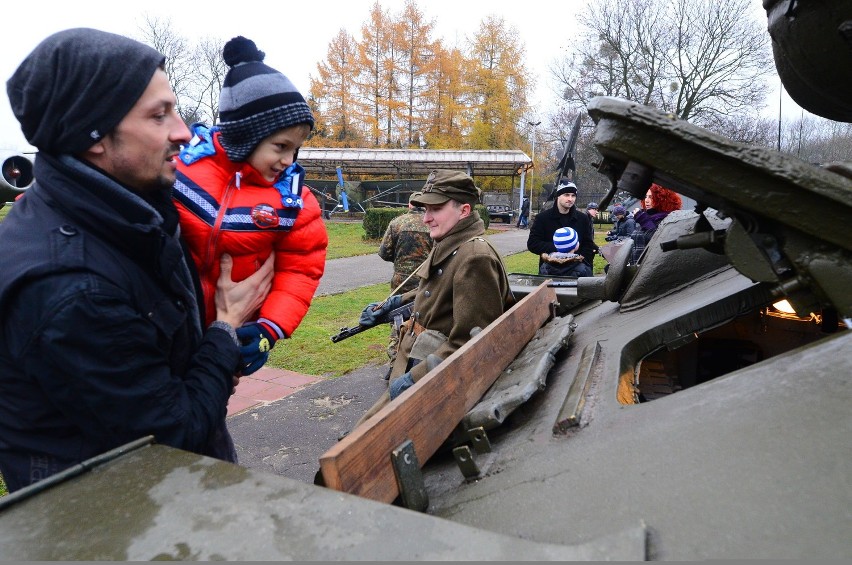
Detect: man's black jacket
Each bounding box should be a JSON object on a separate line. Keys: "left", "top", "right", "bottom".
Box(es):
{"left": 526, "top": 204, "right": 595, "bottom": 267}
{"left": 0, "top": 154, "right": 240, "bottom": 492}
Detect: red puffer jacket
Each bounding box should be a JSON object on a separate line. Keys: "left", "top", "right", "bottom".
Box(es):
{"left": 173, "top": 129, "right": 327, "bottom": 339}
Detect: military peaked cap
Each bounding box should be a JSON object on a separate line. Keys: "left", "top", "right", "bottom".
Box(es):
{"left": 411, "top": 169, "right": 481, "bottom": 206}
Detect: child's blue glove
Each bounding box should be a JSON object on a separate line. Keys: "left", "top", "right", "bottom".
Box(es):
{"left": 389, "top": 371, "right": 415, "bottom": 400}
{"left": 236, "top": 323, "right": 277, "bottom": 375}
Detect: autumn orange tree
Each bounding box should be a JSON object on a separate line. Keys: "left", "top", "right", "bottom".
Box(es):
{"left": 310, "top": 29, "right": 362, "bottom": 147}
{"left": 308, "top": 0, "right": 533, "bottom": 159}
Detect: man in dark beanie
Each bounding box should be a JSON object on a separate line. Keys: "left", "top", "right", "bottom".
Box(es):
{"left": 527, "top": 178, "right": 596, "bottom": 275}
{"left": 174, "top": 35, "right": 327, "bottom": 377}
{"left": 0, "top": 28, "right": 273, "bottom": 493}
{"left": 351, "top": 169, "right": 513, "bottom": 428}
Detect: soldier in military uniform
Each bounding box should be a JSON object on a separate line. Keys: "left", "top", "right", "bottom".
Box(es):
{"left": 378, "top": 192, "right": 434, "bottom": 365}
{"left": 352, "top": 169, "right": 513, "bottom": 428}
{"left": 379, "top": 193, "right": 433, "bottom": 294}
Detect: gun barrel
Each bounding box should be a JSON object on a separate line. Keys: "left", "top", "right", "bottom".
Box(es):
{"left": 330, "top": 326, "right": 364, "bottom": 343}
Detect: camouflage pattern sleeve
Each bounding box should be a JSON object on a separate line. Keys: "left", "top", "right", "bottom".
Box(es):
{"left": 388, "top": 213, "right": 433, "bottom": 293}
{"left": 378, "top": 218, "right": 399, "bottom": 263}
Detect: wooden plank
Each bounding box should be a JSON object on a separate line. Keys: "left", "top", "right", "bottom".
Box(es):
{"left": 319, "top": 282, "right": 557, "bottom": 503}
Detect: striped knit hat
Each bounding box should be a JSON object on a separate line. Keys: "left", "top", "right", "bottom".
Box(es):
{"left": 553, "top": 227, "right": 579, "bottom": 253}
{"left": 218, "top": 36, "right": 314, "bottom": 162}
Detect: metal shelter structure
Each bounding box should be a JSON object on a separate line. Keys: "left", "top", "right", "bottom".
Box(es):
{"left": 299, "top": 148, "right": 534, "bottom": 216}
{"left": 298, "top": 148, "right": 532, "bottom": 179}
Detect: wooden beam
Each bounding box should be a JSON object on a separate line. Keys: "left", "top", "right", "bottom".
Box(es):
{"left": 319, "top": 282, "right": 557, "bottom": 503}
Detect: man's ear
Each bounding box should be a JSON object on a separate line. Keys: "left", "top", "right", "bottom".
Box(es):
{"left": 83, "top": 138, "right": 108, "bottom": 158}
{"left": 460, "top": 202, "right": 472, "bottom": 218}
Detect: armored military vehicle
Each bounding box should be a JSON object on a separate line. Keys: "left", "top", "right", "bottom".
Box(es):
{"left": 0, "top": 1, "right": 849, "bottom": 560}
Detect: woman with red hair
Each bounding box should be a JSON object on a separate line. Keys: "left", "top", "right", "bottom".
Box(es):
{"left": 629, "top": 184, "right": 682, "bottom": 264}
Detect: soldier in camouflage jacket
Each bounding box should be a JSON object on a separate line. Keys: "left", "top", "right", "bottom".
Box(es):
{"left": 377, "top": 195, "right": 434, "bottom": 364}
{"left": 378, "top": 196, "right": 434, "bottom": 294}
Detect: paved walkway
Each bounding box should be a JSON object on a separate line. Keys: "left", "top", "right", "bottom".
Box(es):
{"left": 227, "top": 224, "right": 531, "bottom": 417}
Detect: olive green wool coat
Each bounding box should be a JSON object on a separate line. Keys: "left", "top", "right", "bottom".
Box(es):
{"left": 391, "top": 214, "right": 512, "bottom": 383}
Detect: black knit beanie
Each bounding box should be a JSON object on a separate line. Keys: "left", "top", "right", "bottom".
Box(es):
{"left": 6, "top": 28, "right": 165, "bottom": 155}
{"left": 217, "top": 36, "right": 314, "bottom": 162}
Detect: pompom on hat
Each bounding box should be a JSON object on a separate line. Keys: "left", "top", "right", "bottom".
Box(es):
{"left": 218, "top": 36, "right": 314, "bottom": 162}
{"left": 553, "top": 227, "right": 579, "bottom": 253}
{"left": 6, "top": 28, "right": 164, "bottom": 155}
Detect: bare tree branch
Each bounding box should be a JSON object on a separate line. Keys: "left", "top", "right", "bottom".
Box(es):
{"left": 549, "top": 0, "right": 774, "bottom": 136}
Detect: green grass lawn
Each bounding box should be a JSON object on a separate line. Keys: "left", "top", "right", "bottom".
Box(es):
{"left": 324, "top": 221, "right": 381, "bottom": 259}
{"left": 270, "top": 283, "right": 389, "bottom": 376}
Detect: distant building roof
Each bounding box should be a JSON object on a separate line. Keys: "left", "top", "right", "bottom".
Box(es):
{"left": 298, "top": 148, "right": 532, "bottom": 178}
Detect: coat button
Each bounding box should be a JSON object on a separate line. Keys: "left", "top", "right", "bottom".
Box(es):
{"left": 59, "top": 225, "right": 77, "bottom": 236}
{"left": 415, "top": 311, "right": 420, "bottom": 319}
{"left": 424, "top": 291, "right": 431, "bottom": 297}
{"left": 437, "top": 269, "right": 443, "bottom": 275}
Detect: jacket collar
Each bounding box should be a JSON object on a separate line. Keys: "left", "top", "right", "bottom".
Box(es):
{"left": 32, "top": 153, "right": 202, "bottom": 338}
{"left": 416, "top": 215, "right": 484, "bottom": 280}
{"left": 211, "top": 130, "right": 276, "bottom": 187}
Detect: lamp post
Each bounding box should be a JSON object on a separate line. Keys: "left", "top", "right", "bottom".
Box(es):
{"left": 527, "top": 121, "right": 541, "bottom": 214}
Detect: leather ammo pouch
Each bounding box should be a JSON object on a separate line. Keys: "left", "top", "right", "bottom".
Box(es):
{"left": 408, "top": 329, "right": 448, "bottom": 366}
{"left": 399, "top": 317, "right": 423, "bottom": 338}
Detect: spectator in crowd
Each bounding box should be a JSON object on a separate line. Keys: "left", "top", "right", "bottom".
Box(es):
{"left": 517, "top": 197, "right": 530, "bottom": 229}
{"left": 174, "top": 36, "right": 327, "bottom": 376}
{"left": 586, "top": 201, "right": 599, "bottom": 224}
{"left": 527, "top": 179, "right": 595, "bottom": 275}
{"left": 629, "top": 184, "right": 682, "bottom": 264}
{"left": 605, "top": 205, "right": 636, "bottom": 241}
{"left": 0, "top": 28, "right": 273, "bottom": 492}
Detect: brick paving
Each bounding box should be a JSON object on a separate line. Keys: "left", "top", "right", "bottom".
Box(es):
{"left": 227, "top": 367, "right": 321, "bottom": 417}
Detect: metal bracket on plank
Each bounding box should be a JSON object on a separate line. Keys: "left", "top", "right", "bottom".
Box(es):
{"left": 391, "top": 439, "right": 428, "bottom": 512}
{"left": 452, "top": 426, "right": 492, "bottom": 479}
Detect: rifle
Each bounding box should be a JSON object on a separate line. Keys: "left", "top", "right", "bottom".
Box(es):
{"left": 331, "top": 301, "right": 414, "bottom": 343}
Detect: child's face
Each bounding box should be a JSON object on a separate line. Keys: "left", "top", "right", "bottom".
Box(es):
{"left": 247, "top": 123, "right": 311, "bottom": 182}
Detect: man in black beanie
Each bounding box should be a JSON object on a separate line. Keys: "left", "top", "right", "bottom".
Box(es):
{"left": 526, "top": 179, "right": 596, "bottom": 275}
{"left": 0, "top": 28, "right": 273, "bottom": 493}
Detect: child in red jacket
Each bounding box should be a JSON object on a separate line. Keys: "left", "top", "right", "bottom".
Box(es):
{"left": 174, "top": 36, "right": 328, "bottom": 374}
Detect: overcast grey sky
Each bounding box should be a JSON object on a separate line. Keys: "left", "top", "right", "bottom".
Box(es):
{"left": 1, "top": 0, "right": 800, "bottom": 153}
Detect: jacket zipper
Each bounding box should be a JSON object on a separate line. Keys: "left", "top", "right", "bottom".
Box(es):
{"left": 200, "top": 171, "right": 240, "bottom": 300}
